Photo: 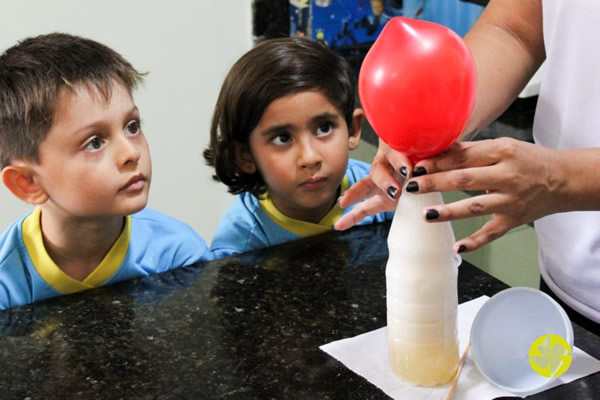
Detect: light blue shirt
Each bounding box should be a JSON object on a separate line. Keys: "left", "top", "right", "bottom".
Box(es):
{"left": 211, "top": 159, "right": 394, "bottom": 258}
{"left": 0, "top": 208, "right": 211, "bottom": 310}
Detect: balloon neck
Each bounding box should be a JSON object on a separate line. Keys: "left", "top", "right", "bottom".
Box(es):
{"left": 409, "top": 156, "right": 423, "bottom": 164}
{"left": 378, "top": 138, "right": 451, "bottom": 164}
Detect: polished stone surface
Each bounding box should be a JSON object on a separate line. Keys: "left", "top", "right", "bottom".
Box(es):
{"left": 1, "top": 222, "right": 598, "bottom": 399}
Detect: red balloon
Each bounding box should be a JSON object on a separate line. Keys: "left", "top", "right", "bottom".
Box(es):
{"left": 359, "top": 17, "right": 477, "bottom": 163}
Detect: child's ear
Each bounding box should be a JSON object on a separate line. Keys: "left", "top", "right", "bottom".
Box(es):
{"left": 233, "top": 142, "right": 257, "bottom": 174}
{"left": 348, "top": 108, "right": 364, "bottom": 150}
{"left": 1, "top": 164, "right": 48, "bottom": 205}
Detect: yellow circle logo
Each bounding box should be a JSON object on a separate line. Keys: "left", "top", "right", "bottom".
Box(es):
{"left": 529, "top": 334, "right": 572, "bottom": 378}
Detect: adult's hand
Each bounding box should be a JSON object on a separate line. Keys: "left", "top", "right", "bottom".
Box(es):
{"left": 334, "top": 140, "right": 410, "bottom": 231}
{"left": 408, "top": 137, "right": 573, "bottom": 253}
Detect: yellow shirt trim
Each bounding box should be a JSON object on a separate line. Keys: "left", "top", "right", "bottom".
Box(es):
{"left": 22, "top": 207, "right": 131, "bottom": 294}
{"left": 259, "top": 175, "right": 350, "bottom": 237}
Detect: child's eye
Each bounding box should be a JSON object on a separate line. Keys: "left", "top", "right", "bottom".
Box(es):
{"left": 316, "top": 122, "right": 333, "bottom": 137}
{"left": 126, "top": 120, "right": 141, "bottom": 135}
{"left": 272, "top": 134, "right": 292, "bottom": 146}
{"left": 84, "top": 136, "right": 104, "bottom": 151}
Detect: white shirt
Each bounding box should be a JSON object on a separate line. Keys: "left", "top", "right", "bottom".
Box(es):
{"left": 534, "top": 0, "right": 600, "bottom": 322}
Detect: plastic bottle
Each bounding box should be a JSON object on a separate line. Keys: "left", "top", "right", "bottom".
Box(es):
{"left": 386, "top": 188, "right": 459, "bottom": 386}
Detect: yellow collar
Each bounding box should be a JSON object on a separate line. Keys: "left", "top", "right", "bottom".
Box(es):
{"left": 259, "top": 175, "right": 349, "bottom": 237}
{"left": 22, "top": 207, "right": 131, "bottom": 294}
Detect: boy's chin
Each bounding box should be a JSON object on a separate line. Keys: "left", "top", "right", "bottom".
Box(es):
{"left": 116, "top": 197, "right": 149, "bottom": 216}
{"left": 127, "top": 201, "right": 149, "bottom": 215}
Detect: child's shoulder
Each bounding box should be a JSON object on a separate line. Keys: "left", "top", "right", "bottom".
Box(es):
{"left": 214, "top": 192, "right": 263, "bottom": 233}
{"left": 131, "top": 207, "right": 190, "bottom": 225}
{"left": 211, "top": 193, "right": 272, "bottom": 258}
{"left": 346, "top": 158, "right": 372, "bottom": 183}
{"left": 130, "top": 208, "right": 200, "bottom": 237}
{"left": 130, "top": 208, "right": 212, "bottom": 262}
{"left": 0, "top": 212, "right": 35, "bottom": 311}
{"left": 348, "top": 158, "right": 371, "bottom": 169}
{"left": 232, "top": 192, "right": 262, "bottom": 213}
{"left": 0, "top": 211, "right": 33, "bottom": 266}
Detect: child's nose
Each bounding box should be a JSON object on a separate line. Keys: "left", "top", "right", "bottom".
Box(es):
{"left": 298, "top": 137, "right": 322, "bottom": 169}
{"left": 117, "top": 136, "right": 141, "bottom": 167}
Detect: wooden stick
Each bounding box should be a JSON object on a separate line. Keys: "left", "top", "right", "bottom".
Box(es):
{"left": 445, "top": 340, "right": 471, "bottom": 400}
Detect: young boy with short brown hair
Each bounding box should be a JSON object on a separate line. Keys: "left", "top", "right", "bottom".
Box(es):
{"left": 0, "top": 33, "right": 211, "bottom": 310}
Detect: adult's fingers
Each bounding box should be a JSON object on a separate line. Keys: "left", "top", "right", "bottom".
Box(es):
{"left": 366, "top": 148, "right": 408, "bottom": 196}
{"left": 335, "top": 194, "right": 396, "bottom": 231}
{"left": 337, "top": 177, "right": 380, "bottom": 209}
{"left": 385, "top": 146, "right": 413, "bottom": 177}
{"left": 406, "top": 165, "right": 501, "bottom": 194}
{"left": 369, "top": 158, "right": 405, "bottom": 199}
{"left": 415, "top": 139, "right": 504, "bottom": 174}
{"left": 420, "top": 192, "right": 509, "bottom": 222}
{"left": 452, "top": 215, "right": 514, "bottom": 253}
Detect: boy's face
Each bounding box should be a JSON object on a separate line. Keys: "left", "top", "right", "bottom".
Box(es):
{"left": 243, "top": 90, "right": 361, "bottom": 223}
{"left": 30, "top": 81, "right": 151, "bottom": 217}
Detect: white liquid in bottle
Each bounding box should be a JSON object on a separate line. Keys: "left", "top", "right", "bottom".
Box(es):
{"left": 386, "top": 188, "right": 459, "bottom": 386}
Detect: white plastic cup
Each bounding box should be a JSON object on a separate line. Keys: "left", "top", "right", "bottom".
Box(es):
{"left": 470, "top": 287, "right": 574, "bottom": 395}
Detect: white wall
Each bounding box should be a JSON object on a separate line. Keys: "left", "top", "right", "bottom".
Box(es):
{"left": 0, "top": 1, "right": 252, "bottom": 243}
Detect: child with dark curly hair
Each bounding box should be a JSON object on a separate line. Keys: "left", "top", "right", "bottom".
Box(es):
{"left": 204, "top": 37, "right": 393, "bottom": 258}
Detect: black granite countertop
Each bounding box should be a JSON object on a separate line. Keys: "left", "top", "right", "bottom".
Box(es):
{"left": 0, "top": 222, "right": 598, "bottom": 399}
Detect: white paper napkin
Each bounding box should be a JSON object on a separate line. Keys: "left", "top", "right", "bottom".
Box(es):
{"left": 320, "top": 296, "right": 600, "bottom": 400}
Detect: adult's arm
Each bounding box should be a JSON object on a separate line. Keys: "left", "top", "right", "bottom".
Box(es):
{"left": 461, "top": 0, "right": 545, "bottom": 139}
{"left": 408, "top": 0, "right": 600, "bottom": 252}
{"left": 335, "top": 0, "right": 546, "bottom": 232}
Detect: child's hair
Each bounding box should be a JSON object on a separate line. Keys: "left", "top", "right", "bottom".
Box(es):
{"left": 0, "top": 32, "right": 145, "bottom": 169}
{"left": 203, "top": 36, "right": 356, "bottom": 197}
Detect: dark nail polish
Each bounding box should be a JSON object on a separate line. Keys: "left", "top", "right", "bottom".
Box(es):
{"left": 399, "top": 166, "right": 408, "bottom": 177}
{"left": 387, "top": 186, "right": 397, "bottom": 200}
{"left": 413, "top": 167, "right": 427, "bottom": 177}
{"left": 458, "top": 244, "right": 467, "bottom": 253}
{"left": 426, "top": 209, "right": 439, "bottom": 220}
{"left": 406, "top": 181, "right": 419, "bottom": 192}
